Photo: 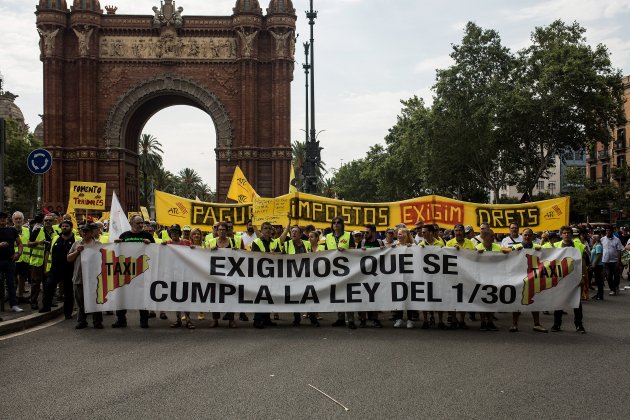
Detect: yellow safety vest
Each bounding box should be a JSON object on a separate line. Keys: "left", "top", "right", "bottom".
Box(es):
{"left": 325, "top": 232, "right": 351, "bottom": 250}
{"left": 208, "top": 237, "right": 236, "bottom": 249}
{"left": 475, "top": 242, "right": 502, "bottom": 252}
{"left": 252, "top": 237, "right": 280, "bottom": 252}
{"left": 29, "top": 228, "right": 57, "bottom": 267}
{"left": 14, "top": 226, "right": 31, "bottom": 263}
{"left": 284, "top": 239, "right": 311, "bottom": 254}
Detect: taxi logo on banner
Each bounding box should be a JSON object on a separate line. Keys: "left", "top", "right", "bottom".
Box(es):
{"left": 96, "top": 249, "right": 150, "bottom": 304}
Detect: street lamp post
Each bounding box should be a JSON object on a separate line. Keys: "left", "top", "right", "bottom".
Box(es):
{"left": 303, "top": 0, "right": 322, "bottom": 194}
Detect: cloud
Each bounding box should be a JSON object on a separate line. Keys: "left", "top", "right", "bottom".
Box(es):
{"left": 510, "top": 0, "right": 630, "bottom": 22}
{"left": 414, "top": 55, "right": 453, "bottom": 73}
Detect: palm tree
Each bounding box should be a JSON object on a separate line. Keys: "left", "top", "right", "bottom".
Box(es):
{"left": 196, "top": 183, "right": 216, "bottom": 202}
{"left": 177, "top": 167, "right": 203, "bottom": 199}
{"left": 153, "top": 167, "right": 176, "bottom": 194}
{"left": 138, "top": 133, "right": 164, "bottom": 208}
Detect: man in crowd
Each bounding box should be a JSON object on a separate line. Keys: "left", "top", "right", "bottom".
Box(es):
{"left": 251, "top": 221, "right": 281, "bottom": 329}
{"left": 39, "top": 219, "right": 75, "bottom": 319}
{"left": 601, "top": 226, "right": 624, "bottom": 296}
{"left": 357, "top": 223, "right": 384, "bottom": 328}
{"left": 325, "top": 216, "right": 357, "bottom": 329}
{"left": 0, "top": 211, "right": 24, "bottom": 313}
{"left": 28, "top": 213, "right": 56, "bottom": 310}
{"left": 510, "top": 228, "right": 548, "bottom": 333}
{"left": 240, "top": 219, "right": 258, "bottom": 249}
{"left": 112, "top": 215, "right": 155, "bottom": 328}
{"left": 67, "top": 223, "right": 103, "bottom": 329}
{"left": 12, "top": 211, "right": 30, "bottom": 302}
{"left": 544, "top": 226, "right": 586, "bottom": 334}
{"left": 501, "top": 222, "right": 522, "bottom": 248}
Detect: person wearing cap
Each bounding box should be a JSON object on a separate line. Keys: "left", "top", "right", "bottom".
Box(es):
{"left": 39, "top": 219, "right": 76, "bottom": 318}
{"left": 383, "top": 228, "right": 397, "bottom": 247}
{"left": 0, "top": 211, "right": 25, "bottom": 313}
{"left": 67, "top": 223, "right": 103, "bottom": 329}
{"left": 112, "top": 215, "right": 155, "bottom": 328}
{"left": 351, "top": 230, "right": 364, "bottom": 247}
{"left": 413, "top": 221, "right": 424, "bottom": 244}
{"left": 182, "top": 225, "right": 192, "bottom": 241}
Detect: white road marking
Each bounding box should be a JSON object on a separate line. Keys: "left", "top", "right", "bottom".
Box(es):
{"left": 0, "top": 317, "right": 66, "bottom": 341}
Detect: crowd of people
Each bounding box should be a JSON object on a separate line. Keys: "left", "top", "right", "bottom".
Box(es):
{"left": 1, "top": 209, "right": 628, "bottom": 334}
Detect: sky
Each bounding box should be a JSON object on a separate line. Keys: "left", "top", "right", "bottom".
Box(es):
{"left": 2, "top": 0, "right": 630, "bottom": 191}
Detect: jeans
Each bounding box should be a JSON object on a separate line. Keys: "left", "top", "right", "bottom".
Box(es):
{"left": 0, "top": 260, "right": 18, "bottom": 307}
{"left": 604, "top": 262, "right": 620, "bottom": 292}
{"left": 43, "top": 272, "right": 74, "bottom": 318}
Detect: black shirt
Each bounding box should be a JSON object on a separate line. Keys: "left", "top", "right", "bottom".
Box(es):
{"left": 0, "top": 227, "right": 19, "bottom": 261}
{"left": 119, "top": 230, "right": 156, "bottom": 243}
{"left": 362, "top": 239, "right": 383, "bottom": 249}
{"left": 50, "top": 234, "right": 75, "bottom": 276}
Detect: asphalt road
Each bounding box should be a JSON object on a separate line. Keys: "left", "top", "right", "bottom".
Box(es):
{"left": 2, "top": 290, "right": 629, "bottom": 419}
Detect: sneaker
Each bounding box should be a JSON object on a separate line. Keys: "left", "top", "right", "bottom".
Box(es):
{"left": 406, "top": 320, "right": 414, "bottom": 329}
{"left": 487, "top": 322, "right": 498, "bottom": 331}
{"left": 480, "top": 321, "right": 488, "bottom": 331}
{"left": 576, "top": 325, "right": 586, "bottom": 334}
{"left": 331, "top": 319, "right": 346, "bottom": 327}
{"left": 372, "top": 320, "right": 383, "bottom": 328}
{"left": 550, "top": 325, "right": 561, "bottom": 332}
{"left": 185, "top": 321, "right": 196, "bottom": 330}
{"left": 609, "top": 291, "right": 617, "bottom": 296}
{"left": 533, "top": 325, "right": 548, "bottom": 333}
{"left": 11, "top": 305, "right": 24, "bottom": 313}
{"left": 393, "top": 319, "right": 404, "bottom": 328}
{"left": 348, "top": 321, "right": 357, "bottom": 330}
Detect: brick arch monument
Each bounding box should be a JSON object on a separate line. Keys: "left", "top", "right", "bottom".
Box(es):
{"left": 36, "top": 0, "right": 296, "bottom": 211}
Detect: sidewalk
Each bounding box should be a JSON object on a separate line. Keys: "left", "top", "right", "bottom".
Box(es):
{"left": 0, "top": 300, "right": 65, "bottom": 336}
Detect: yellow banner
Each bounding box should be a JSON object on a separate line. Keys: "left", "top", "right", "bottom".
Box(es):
{"left": 155, "top": 190, "right": 252, "bottom": 230}
{"left": 155, "top": 190, "right": 569, "bottom": 234}
{"left": 68, "top": 181, "right": 107, "bottom": 210}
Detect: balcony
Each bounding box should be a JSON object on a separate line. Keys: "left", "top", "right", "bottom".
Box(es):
{"left": 598, "top": 150, "right": 610, "bottom": 160}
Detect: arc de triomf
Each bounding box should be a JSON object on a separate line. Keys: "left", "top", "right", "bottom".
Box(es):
{"left": 36, "top": 0, "right": 296, "bottom": 211}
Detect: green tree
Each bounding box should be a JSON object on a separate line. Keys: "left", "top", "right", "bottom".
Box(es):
{"left": 507, "top": 20, "right": 625, "bottom": 198}
{"left": 3, "top": 119, "right": 41, "bottom": 215}
{"left": 138, "top": 133, "right": 163, "bottom": 208}
{"left": 432, "top": 22, "right": 516, "bottom": 203}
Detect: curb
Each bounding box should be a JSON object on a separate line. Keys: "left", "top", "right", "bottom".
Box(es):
{"left": 0, "top": 306, "right": 65, "bottom": 336}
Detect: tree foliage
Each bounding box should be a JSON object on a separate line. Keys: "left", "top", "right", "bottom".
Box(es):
{"left": 331, "top": 20, "right": 624, "bottom": 210}
{"left": 3, "top": 119, "right": 41, "bottom": 215}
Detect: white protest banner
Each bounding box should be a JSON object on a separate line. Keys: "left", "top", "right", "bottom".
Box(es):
{"left": 81, "top": 245, "right": 581, "bottom": 313}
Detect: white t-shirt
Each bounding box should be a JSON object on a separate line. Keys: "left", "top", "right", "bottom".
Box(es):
{"left": 500, "top": 235, "right": 522, "bottom": 248}
{"left": 240, "top": 231, "right": 257, "bottom": 248}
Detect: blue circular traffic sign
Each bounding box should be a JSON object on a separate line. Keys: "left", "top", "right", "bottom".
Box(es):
{"left": 27, "top": 148, "right": 53, "bottom": 174}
